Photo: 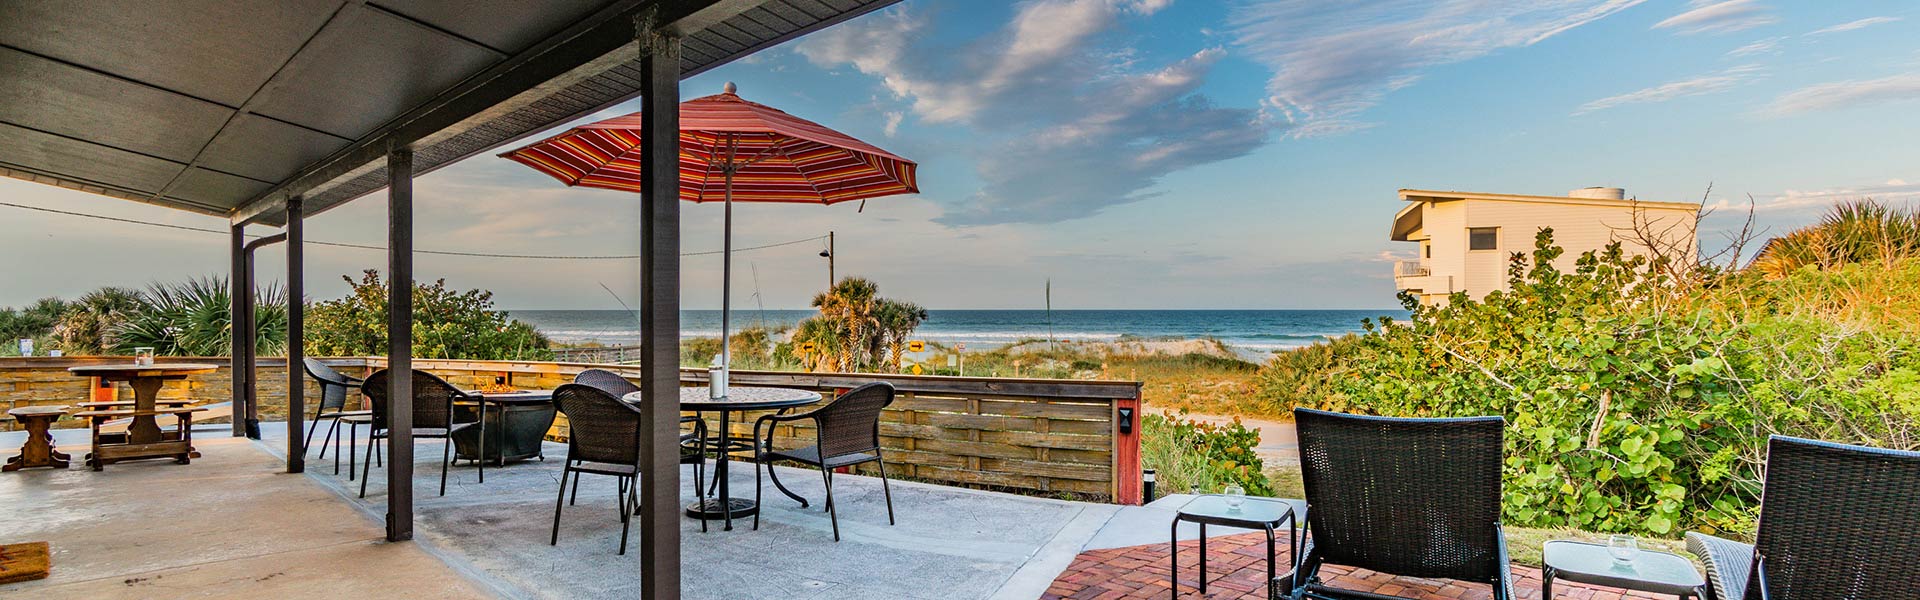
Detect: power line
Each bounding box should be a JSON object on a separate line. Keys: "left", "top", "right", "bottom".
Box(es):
{"left": 0, "top": 200, "right": 827, "bottom": 260}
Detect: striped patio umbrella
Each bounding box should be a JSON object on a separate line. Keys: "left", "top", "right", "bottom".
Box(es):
{"left": 500, "top": 82, "right": 918, "bottom": 370}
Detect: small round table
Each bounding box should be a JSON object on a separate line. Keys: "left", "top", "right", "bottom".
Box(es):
{"left": 1542, "top": 540, "right": 1708, "bottom": 599}
{"left": 625, "top": 386, "right": 820, "bottom": 531}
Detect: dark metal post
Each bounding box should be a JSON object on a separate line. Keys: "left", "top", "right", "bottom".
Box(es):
{"left": 238, "top": 233, "right": 289, "bottom": 440}
{"left": 638, "top": 32, "right": 683, "bottom": 600}
{"left": 229, "top": 224, "right": 247, "bottom": 438}
{"left": 286, "top": 196, "right": 305, "bottom": 473}
{"left": 386, "top": 148, "right": 416, "bottom": 542}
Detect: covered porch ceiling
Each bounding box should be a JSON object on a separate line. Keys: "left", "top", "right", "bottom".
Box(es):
{"left": 0, "top": 0, "right": 894, "bottom": 226}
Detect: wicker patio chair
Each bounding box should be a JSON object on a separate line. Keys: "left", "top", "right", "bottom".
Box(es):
{"left": 567, "top": 369, "right": 708, "bottom": 508}
{"left": 550, "top": 384, "right": 705, "bottom": 554}
{"left": 752, "top": 381, "right": 897, "bottom": 541}
{"left": 1684, "top": 436, "right": 1920, "bottom": 600}
{"left": 301, "top": 358, "right": 369, "bottom": 470}
{"left": 358, "top": 369, "right": 483, "bottom": 498}
{"left": 1286, "top": 408, "right": 1512, "bottom": 600}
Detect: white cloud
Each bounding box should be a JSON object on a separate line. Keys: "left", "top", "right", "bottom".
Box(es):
{"left": 799, "top": 2, "right": 1272, "bottom": 225}
{"left": 882, "top": 111, "right": 903, "bottom": 137}
{"left": 1573, "top": 65, "right": 1763, "bottom": 115}
{"left": 1726, "top": 36, "right": 1786, "bottom": 57}
{"left": 1764, "top": 73, "right": 1920, "bottom": 116}
{"left": 1229, "top": 0, "right": 1646, "bottom": 134}
{"left": 1654, "top": 1, "right": 1778, "bottom": 36}
{"left": 1708, "top": 179, "right": 1920, "bottom": 213}
{"left": 1806, "top": 16, "right": 1901, "bottom": 36}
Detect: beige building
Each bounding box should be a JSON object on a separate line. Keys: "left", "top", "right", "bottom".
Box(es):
{"left": 1390, "top": 187, "right": 1700, "bottom": 305}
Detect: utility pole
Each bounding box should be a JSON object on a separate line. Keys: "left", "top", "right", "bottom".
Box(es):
{"left": 819, "top": 231, "right": 835, "bottom": 289}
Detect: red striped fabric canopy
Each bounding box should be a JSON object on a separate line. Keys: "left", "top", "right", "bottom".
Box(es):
{"left": 500, "top": 88, "right": 917, "bottom": 204}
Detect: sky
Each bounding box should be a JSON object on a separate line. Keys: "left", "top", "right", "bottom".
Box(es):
{"left": 4, "top": 0, "right": 1919, "bottom": 310}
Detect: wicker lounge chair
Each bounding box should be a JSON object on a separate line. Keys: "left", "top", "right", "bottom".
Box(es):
{"left": 1685, "top": 436, "right": 1920, "bottom": 600}
{"left": 752, "top": 382, "right": 897, "bottom": 541}
{"left": 301, "top": 358, "right": 369, "bottom": 468}
{"left": 358, "top": 369, "right": 483, "bottom": 498}
{"left": 549, "top": 383, "right": 704, "bottom": 554}
{"left": 1286, "top": 408, "right": 1513, "bottom": 600}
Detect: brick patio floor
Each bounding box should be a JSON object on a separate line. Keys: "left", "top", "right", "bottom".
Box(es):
{"left": 1043, "top": 531, "right": 1679, "bottom": 600}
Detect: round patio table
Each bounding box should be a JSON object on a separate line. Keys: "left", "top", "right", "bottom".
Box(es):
{"left": 68, "top": 364, "right": 217, "bottom": 443}
{"left": 624, "top": 386, "right": 820, "bottom": 531}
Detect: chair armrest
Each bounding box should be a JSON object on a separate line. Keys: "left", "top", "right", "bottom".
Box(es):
{"left": 1686, "top": 531, "right": 1753, "bottom": 600}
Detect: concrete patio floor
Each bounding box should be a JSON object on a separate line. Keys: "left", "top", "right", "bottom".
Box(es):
{"left": 3, "top": 422, "right": 1322, "bottom": 599}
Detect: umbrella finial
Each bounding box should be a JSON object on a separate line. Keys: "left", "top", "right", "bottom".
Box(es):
{"left": 723, "top": 81, "right": 737, "bottom": 95}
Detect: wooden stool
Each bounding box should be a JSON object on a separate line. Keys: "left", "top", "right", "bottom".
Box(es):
{"left": 5, "top": 406, "right": 71, "bottom": 471}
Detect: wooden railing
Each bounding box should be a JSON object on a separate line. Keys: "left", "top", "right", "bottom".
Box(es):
{"left": 0, "top": 356, "right": 1145, "bottom": 503}
{"left": 326, "top": 357, "right": 1143, "bottom": 503}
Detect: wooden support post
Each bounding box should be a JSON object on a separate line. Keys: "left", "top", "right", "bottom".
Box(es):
{"left": 386, "top": 148, "right": 415, "bottom": 542}
{"left": 637, "top": 31, "right": 683, "bottom": 600}
{"left": 229, "top": 224, "right": 246, "bottom": 438}
{"left": 286, "top": 196, "right": 305, "bottom": 473}
{"left": 1112, "top": 387, "right": 1144, "bottom": 506}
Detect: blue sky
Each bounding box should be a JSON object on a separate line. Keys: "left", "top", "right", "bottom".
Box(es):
{"left": 4, "top": 0, "right": 1919, "bottom": 310}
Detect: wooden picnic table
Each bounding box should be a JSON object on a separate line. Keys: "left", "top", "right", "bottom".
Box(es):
{"left": 67, "top": 363, "right": 219, "bottom": 469}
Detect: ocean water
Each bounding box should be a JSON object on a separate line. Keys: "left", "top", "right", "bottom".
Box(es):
{"left": 508, "top": 309, "right": 1408, "bottom": 356}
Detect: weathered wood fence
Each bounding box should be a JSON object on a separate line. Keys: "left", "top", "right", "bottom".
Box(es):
{"left": 1, "top": 356, "right": 1144, "bottom": 504}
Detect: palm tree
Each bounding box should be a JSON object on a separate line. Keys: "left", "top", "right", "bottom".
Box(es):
{"left": 873, "top": 299, "right": 928, "bottom": 370}
{"left": 1751, "top": 200, "right": 1920, "bottom": 278}
{"left": 54, "top": 287, "right": 143, "bottom": 354}
{"left": 792, "top": 277, "right": 927, "bottom": 373}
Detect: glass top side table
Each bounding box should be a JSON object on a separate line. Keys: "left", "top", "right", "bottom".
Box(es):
{"left": 1170, "top": 495, "right": 1305, "bottom": 599}
{"left": 1542, "top": 540, "right": 1708, "bottom": 599}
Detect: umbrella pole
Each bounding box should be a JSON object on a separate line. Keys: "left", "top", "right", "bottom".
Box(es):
{"left": 720, "top": 138, "right": 735, "bottom": 371}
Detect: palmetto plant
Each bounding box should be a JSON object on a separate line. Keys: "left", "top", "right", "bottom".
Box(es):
{"left": 1750, "top": 200, "right": 1920, "bottom": 278}
{"left": 113, "top": 276, "right": 287, "bottom": 357}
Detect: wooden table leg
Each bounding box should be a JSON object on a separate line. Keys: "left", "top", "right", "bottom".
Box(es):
{"left": 4, "top": 414, "right": 70, "bottom": 471}
{"left": 126, "top": 377, "right": 165, "bottom": 443}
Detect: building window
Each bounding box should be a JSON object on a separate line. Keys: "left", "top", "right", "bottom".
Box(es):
{"left": 1424, "top": 243, "right": 1431, "bottom": 258}
{"left": 1469, "top": 227, "right": 1499, "bottom": 250}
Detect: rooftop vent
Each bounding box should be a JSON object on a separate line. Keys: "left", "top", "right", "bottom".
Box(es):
{"left": 1569, "top": 187, "right": 1625, "bottom": 200}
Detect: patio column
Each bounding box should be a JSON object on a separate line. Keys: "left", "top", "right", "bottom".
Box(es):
{"left": 229, "top": 223, "right": 246, "bottom": 438}
{"left": 637, "top": 32, "right": 682, "bottom": 600}
{"left": 386, "top": 147, "right": 416, "bottom": 542}
{"left": 286, "top": 195, "right": 305, "bottom": 473}
{"left": 240, "top": 232, "right": 285, "bottom": 440}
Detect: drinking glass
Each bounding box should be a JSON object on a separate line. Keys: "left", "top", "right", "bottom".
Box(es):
{"left": 1608, "top": 534, "right": 1639, "bottom": 563}
{"left": 1223, "top": 484, "right": 1246, "bottom": 511}
{"left": 133, "top": 347, "right": 155, "bottom": 366}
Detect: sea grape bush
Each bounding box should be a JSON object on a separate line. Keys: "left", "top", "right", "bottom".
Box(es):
{"left": 1141, "top": 412, "right": 1272, "bottom": 497}
{"left": 1266, "top": 228, "right": 1920, "bottom": 538}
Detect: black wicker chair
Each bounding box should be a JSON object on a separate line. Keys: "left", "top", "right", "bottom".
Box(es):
{"left": 752, "top": 382, "right": 897, "bottom": 541}
{"left": 550, "top": 383, "right": 705, "bottom": 554}
{"left": 1287, "top": 408, "right": 1512, "bottom": 600}
{"left": 1685, "top": 436, "right": 1920, "bottom": 600}
{"left": 301, "top": 358, "right": 369, "bottom": 470}
{"left": 358, "top": 369, "right": 483, "bottom": 498}
{"left": 567, "top": 369, "right": 709, "bottom": 508}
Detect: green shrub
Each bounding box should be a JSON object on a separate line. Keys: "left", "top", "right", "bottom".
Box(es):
{"left": 113, "top": 276, "right": 287, "bottom": 357}
{"left": 1256, "top": 225, "right": 1920, "bottom": 538}
{"left": 306, "top": 270, "right": 552, "bottom": 361}
{"left": 1142, "top": 412, "right": 1272, "bottom": 497}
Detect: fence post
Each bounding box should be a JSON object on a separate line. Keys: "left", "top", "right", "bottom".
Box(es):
{"left": 1111, "top": 385, "right": 1143, "bottom": 505}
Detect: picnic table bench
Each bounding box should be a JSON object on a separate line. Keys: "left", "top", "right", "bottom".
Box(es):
{"left": 71, "top": 406, "right": 207, "bottom": 470}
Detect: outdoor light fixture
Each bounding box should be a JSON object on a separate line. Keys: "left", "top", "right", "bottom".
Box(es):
{"left": 1143, "top": 468, "right": 1157, "bottom": 503}
{"left": 1117, "top": 407, "right": 1134, "bottom": 435}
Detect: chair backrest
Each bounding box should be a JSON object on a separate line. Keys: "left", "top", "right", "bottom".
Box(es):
{"left": 1747, "top": 436, "right": 1920, "bottom": 600}
{"left": 302, "top": 358, "right": 357, "bottom": 411}
{"left": 811, "top": 382, "right": 894, "bottom": 460}
{"left": 573, "top": 368, "right": 640, "bottom": 398}
{"left": 361, "top": 369, "right": 465, "bottom": 430}
{"left": 552, "top": 383, "right": 643, "bottom": 466}
{"left": 1294, "top": 408, "right": 1506, "bottom": 581}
